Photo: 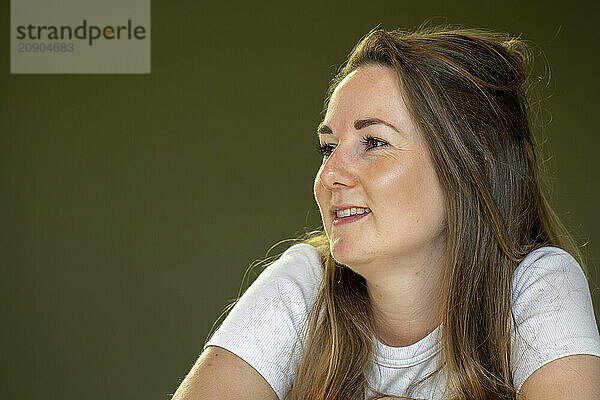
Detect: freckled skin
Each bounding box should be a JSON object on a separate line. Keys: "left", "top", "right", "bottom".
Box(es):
{"left": 314, "top": 65, "right": 446, "bottom": 277}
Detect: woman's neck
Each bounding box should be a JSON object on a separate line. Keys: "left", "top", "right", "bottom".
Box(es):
{"left": 365, "top": 243, "right": 445, "bottom": 348}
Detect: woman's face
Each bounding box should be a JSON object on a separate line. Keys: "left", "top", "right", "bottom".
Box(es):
{"left": 314, "top": 64, "right": 447, "bottom": 271}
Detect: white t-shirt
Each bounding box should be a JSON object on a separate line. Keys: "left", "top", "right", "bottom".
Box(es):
{"left": 204, "top": 243, "right": 600, "bottom": 399}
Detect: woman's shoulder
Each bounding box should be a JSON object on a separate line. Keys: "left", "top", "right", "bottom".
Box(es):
{"left": 202, "top": 243, "right": 324, "bottom": 398}
{"left": 278, "top": 243, "right": 322, "bottom": 274}
{"left": 267, "top": 242, "right": 322, "bottom": 273}
{"left": 515, "top": 245, "right": 578, "bottom": 270}
{"left": 249, "top": 243, "right": 323, "bottom": 296}
{"left": 512, "top": 246, "right": 587, "bottom": 300}
{"left": 509, "top": 246, "right": 600, "bottom": 390}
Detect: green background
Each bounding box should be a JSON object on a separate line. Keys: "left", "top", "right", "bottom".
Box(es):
{"left": 2, "top": 1, "right": 598, "bottom": 399}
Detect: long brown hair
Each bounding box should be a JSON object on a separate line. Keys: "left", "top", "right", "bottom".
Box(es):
{"left": 285, "top": 25, "right": 587, "bottom": 399}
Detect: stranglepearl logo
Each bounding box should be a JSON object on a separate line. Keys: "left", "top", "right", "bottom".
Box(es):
{"left": 11, "top": 0, "right": 151, "bottom": 74}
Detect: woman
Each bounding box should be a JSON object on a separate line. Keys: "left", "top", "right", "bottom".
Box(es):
{"left": 173, "top": 26, "right": 600, "bottom": 399}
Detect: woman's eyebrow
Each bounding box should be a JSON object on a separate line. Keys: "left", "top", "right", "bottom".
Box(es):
{"left": 316, "top": 118, "right": 401, "bottom": 136}
{"left": 355, "top": 118, "right": 401, "bottom": 133}
{"left": 316, "top": 123, "right": 333, "bottom": 136}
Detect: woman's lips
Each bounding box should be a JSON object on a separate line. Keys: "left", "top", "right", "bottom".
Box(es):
{"left": 333, "top": 211, "right": 371, "bottom": 225}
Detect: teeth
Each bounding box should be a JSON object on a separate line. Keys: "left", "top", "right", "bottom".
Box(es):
{"left": 335, "top": 207, "right": 370, "bottom": 218}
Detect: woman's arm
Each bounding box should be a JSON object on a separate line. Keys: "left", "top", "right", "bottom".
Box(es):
{"left": 172, "top": 346, "right": 278, "bottom": 400}
{"left": 517, "top": 354, "right": 600, "bottom": 399}
{"left": 172, "top": 244, "right": 320, "bottom": 399}
{"left": 511, "top": 248, "right": 600, "bottom": 398}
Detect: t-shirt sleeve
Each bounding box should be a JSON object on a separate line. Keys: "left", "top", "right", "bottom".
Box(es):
{"left": 510, "top": 247, "right": 600, "bottom": 391}
{"left": 203, "top": 243, "right": 322, "bottom": 400}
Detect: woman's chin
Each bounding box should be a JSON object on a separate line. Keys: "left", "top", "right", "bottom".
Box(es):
{"left": 330, "top": 241, "right": 372, "bottom": 269}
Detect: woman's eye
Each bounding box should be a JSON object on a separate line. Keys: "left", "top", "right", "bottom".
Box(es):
{"left": 316, "top": 143, "right": 335, "bottom": 158}
{"left": 316, "top": 136, "right": 388, "bottom": 159}
{"left": 361, "top": 135, "right": 388, "bottom": 150}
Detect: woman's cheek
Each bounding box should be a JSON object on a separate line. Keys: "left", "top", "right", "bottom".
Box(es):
{"left": 369, "top": 156, "right": 410, "bottom": 196}
{"left": 369, "top": 153, "right": 428, "bottom": 223}
{"left": 314, "top": 181, "right": 334, "bottom": 234}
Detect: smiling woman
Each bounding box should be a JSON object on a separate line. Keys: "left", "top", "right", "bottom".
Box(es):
{"left": 314, "top": 66, "right": 447, "bottom": 321}
{"left": 172, "top": 25, "right": 600, "bottom": 400}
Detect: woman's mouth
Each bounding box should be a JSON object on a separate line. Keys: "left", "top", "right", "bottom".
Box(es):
{"left": 333, "top": 207, "right": 371, "bottom": 225}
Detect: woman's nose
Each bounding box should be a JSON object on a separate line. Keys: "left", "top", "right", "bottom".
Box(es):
{"left": 318, "top": 146, "right": 358, "bottom": 190}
